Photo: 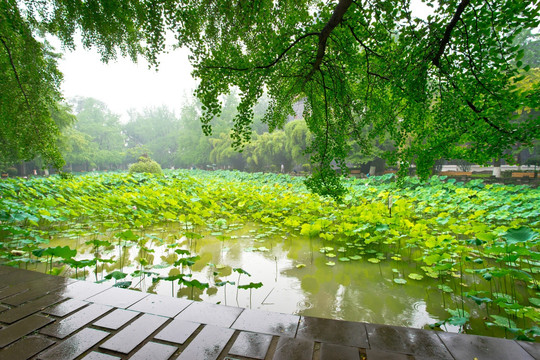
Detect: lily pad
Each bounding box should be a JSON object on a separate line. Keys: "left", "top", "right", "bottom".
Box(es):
{"left": 394, "top": 278, "right": 407, "bottom": 284}
{"left": 503, "top": 226, "right": 537, "bottom": 244}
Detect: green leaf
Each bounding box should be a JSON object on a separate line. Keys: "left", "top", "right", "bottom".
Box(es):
{"left": 393, "top": 278, "right": 407, "bottom": 284}
{"left": 408, "top": 273, "right": 423, "bottom": 280}
{"left": 503, "top": 226, "right": 537, "bottom": 244}
{"left": 238, "top": 282, "right": 263, "bottom": 290}
{"left": 437, "top": 284, "right": 453, "bottom": 293}
{"left": 233, "top": 268, "right": 251, "bottom": 276}
{"left": 113, "top": 281, "right": 132, "bottom": 288}
{"left": 104, "top": 271, "right": 128, "bottom": 280}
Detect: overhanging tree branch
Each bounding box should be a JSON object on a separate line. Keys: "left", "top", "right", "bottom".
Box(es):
{"left": 432, "top": 0, "right": 471, "bottom": 67}
{"left": 305, "top": 0, "right": 353, "bottom": 83}
{"left": 0, "top": 36, "right": 33, "bottom": 119}
{"left": 203, "top": 32, "right": 319, "bottom": 71}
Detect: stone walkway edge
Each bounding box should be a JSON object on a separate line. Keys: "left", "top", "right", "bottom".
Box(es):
{"left": 0, "top": 265, "right": 538, "bottom": 360}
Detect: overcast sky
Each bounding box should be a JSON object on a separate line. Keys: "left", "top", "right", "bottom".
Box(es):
{"left": 57, "top": 0, "right": 433, "bottom": 122}
{"left": 58, "top": 44, "right": 196, "bottom": 121}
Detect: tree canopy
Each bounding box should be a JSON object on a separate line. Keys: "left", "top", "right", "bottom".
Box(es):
{"left": 2, "top": 0, "right": 539, "bottom": 196}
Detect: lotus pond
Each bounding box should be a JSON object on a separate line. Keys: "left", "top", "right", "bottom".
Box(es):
{"left": 0, "top": 170, "right": 539, "bottom": 341}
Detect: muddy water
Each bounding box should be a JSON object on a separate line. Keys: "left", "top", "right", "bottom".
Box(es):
{"left": 48, "top": 223, "right": 504, "bottom": 337}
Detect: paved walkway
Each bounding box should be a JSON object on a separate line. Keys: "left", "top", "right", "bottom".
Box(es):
{"left": 0, "top": 265, "right": 538, "bottom": 360}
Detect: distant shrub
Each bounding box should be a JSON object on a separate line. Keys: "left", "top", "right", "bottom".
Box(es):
{"left": 129, "top": 156, "right": 162, "bottom": 174}
{"left": 6, "top": 167, "right": 17, "bottom": 177}
{"left": 302, "top": 163, "right": 311, "bottom": 172}
{"left": 58, "top": 171, "right": 74, "bottom": 180}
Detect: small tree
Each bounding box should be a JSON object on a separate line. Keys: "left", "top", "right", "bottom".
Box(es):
{"left": 128, "top": 155, "right": 162, "bottom": 174}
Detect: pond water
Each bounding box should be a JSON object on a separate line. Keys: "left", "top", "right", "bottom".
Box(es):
{"left": 46, "top": 222, "right": 510, "bottom": 338}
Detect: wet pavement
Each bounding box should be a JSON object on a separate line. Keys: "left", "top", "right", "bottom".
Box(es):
{"left": 0, "top": 265, "right": 538, "bottom": 359}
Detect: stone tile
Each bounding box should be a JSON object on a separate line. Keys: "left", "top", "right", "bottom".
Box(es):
{"left": 93, "top": 308, "right": 140, "bottom": 330}
{"left": 438, "top": 332, "right": 535, "bottom": 360}
{"left": 174, "top": 301, "right": 243, "bottom": 327}
{"left": 128, "top": 293, "right": 191, "bottom": 318}
{"left": 81, "top": 352, "right": 121, "bottom": 360}
{"left": 130, "top": 341, "right": 178, "bottom": 360}
{"left": 0, "top": 335, "right": 55, "bottom": 360}
{"left": 0, "top": 314, "right": 54, "bottom": 348}
{"left": 42, "top": 298, "right": 89, "bottom": 317}
{"left": 40, "top": 303, "right": 112, "bottom": 339}
{"left": 320, "top": 343, "right": 360, "bottom": 360}
{"left": 272, "top": 336, "right": 314, "bottom": 360}
{"left": 229, "top": 331, "right": 273, "bottom": 360}
{"left": 87, "top": 287, "right": 148, "bottom": 308}
{"left": 0, "top": 304, "right": 8, "bottom": 313}
{"left": 365, "top": 349, "right": 409, "bottom": 360}
{"left": 518, "top": 341, "right": 540, "bottom": 360}
{"left": 231, "top": 309, "right": 299, "bottom": 337}
{"left": 154, "top": 318, "right": 200, "bottom": 344}
{"left": 0, "top": 279, "right": 40, "bottom": 300}
{"left": 177, "top": 325, "right": 235, "bottom": 360}
{"left": 37, "top": 327, "right": 110, "bottom": 360}
{"left": 57, "top": 280, "right": 110, "bottom": 300}
{"left": 0, "top": 267, "right": 48, "bottom": 287}
{"left": 366, "top": 324, "right": 453, "bottom": 359}
{"left": 0, "top": 265, "right": 17, "bottom": 276}
{"left": 297, "top": 316, "right": 369, "bottom": 348}
{"left": 1, "top": 277, "right": 72, "bottom": 306}
{"left": 100, "top": 313, "right": 168, "bottom": 354}
{"left": 0, "top": 293, "right": 64, "bottom": 324}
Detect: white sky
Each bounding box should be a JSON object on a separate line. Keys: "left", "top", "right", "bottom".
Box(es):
{"left": 57, "top": 0, "right": 433, "bottom": 122}
{"left": 58, "top": 44, "right": 196, "bottom": 121}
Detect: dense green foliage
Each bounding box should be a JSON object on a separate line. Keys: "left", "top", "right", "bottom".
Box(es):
{"left": 128, "top": 156, "right": 163, "bottom": 174}
{"left": 0, "top": 0, "right": 69, "bottom": 168}
{"left": 2, "top": 1, "right": 539, "bottom": 196}
{"left": 53, "top": 95, "right": 316, "bottom": 173}
{"left": 0, "top": 171, "right": 539, "bottom": 338}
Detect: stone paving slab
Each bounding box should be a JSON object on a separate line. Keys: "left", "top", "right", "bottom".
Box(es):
{"left": 0, "top": 313, "right": 54, "bottom": 348}
{"left": 0, "top": 335, "right": 55, "bottom": 360}
{"left": 99, "top": 313, "right": 168, "bottom": 354}
{"left": 174, "top": 301, "right": 243, "bottom": 327}
{"left": 93, "top": 308, "right": 140, "bottom": 330}
{"left": 176, "top": 325, "right": 235, "bottom": 360}
{"left": 154, "top": 318, "right": 200, "bottom": 344}
{"left": 86, "top": 287, "right": 149, "bottom": 309}
{"left": 0, "top": 293, "right": 64, "bottom": 324}
{"left": 37, "top": 327, "right": 110, "bottom": 360}
{"left": 127, "top": 293, "right": 191, "bottom": 318}
{"left": 40, "top": 303, "right": 112, "bottom": 339}
{"left": 42, "top": 298, "right": 89, "bottom": 317}
{"left": 0, "top": 265, "right": 539, "bottom": 360}
{"left": 229, "top": 331, "right": 273, "bottom": 359}
{"left": 231, "top": 308, "right": 300, "bottom": 336}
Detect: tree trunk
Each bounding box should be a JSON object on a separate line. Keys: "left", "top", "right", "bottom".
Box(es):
{"left": 492, "top": 159, "right": 501, "bottom": 178}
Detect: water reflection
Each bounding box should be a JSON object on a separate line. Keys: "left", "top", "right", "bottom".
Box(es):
{"left": 47, "top": 223, "right": 501, "bottom": 336}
